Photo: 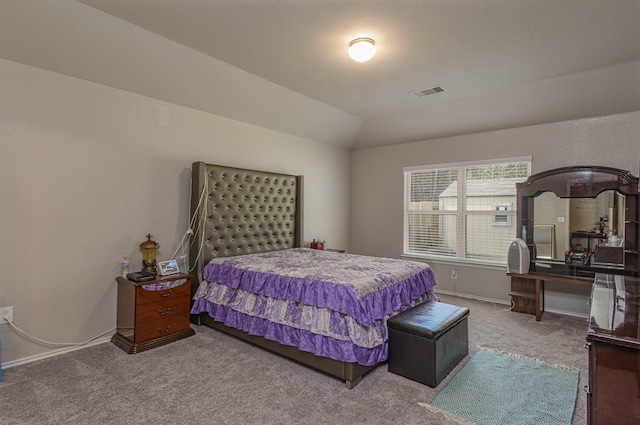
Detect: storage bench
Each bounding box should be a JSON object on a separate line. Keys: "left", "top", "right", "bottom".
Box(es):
{"left": 387, "top": 301, "right": 469, "bottom": 387}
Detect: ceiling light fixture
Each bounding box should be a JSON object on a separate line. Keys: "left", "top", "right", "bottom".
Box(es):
{"left": 348, "top": 37, "right": 376, "bottom": 62}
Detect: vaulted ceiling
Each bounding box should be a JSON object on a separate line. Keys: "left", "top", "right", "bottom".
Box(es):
{"left": 3, "top": 1, "right": 640, "bottom": 149}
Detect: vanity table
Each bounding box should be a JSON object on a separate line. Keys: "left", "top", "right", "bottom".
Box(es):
{"left": 586, "top": 274, "right": 640, "bottom": 424}
{"left": 507, "top": 272, "right": 592, "bottom": 321}
{"left": 510, "top": 166, "right": 639, "bottom": 319}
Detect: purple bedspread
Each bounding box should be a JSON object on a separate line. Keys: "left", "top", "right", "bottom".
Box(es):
{"left": 191, "top": 248, "right": 436, "bottom": 365}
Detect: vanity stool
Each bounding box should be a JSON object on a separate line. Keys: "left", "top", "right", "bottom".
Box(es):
{"left": 388, "top": 301, "right": 469, "bottom": 387}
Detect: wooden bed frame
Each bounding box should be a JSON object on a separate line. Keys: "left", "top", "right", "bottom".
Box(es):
{"left": 188, "top": 162, "right": 376, "bottom": 388}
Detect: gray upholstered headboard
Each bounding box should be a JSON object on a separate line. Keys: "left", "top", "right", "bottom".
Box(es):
{"left": 188, "top": 162, "right": 303, "bottom": 291}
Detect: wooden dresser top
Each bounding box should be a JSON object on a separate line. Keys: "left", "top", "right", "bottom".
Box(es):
{"left": 588, "top": 273, "right": 640, "bottom": 349}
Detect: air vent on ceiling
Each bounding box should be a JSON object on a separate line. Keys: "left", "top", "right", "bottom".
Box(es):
{"left": 411, "top": 86, "right": 447, "bottom": 98}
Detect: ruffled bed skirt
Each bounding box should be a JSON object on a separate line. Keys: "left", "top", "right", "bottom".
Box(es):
{"left": 192, "top": 299, "right": 388, "bottom": 366}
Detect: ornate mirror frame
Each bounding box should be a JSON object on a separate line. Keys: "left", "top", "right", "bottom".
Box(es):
{"left": 517, "top": 166, "right": 639, "bottom": 278}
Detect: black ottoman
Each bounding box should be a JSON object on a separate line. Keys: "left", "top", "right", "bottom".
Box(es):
{"left": 388, "top": 301, "right": 469, "bottom": 387}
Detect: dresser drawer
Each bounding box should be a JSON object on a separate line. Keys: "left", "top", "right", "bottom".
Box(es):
{"left": 134, "top": 315, "right": 190, "bottom": 343}
{"left": 135, "top": 296, "right": 190, "bottom": 324}
{"left": 136, "top": 279, "right": 189, "bottom": 304}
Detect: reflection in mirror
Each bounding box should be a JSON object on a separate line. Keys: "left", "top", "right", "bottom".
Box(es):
{"left": 533, "top": 224, "right": 555, "bottom": 259}
{"left": 533, "top": 190, "right": 625, "bottom": 265}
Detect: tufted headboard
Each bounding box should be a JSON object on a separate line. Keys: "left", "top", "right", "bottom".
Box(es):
{"left": 188, "top": 162, "right": 303, "bottom": 293}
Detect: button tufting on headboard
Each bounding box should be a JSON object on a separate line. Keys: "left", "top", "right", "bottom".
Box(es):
{"left": 189, "top": 162, "right": 304, "bottom": 292}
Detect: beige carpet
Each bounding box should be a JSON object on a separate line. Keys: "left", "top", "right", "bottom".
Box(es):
{"left": 0, "top": 294, "right": 587, "bottom": 424}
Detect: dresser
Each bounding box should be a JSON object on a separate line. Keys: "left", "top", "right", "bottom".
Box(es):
{"left": 586, "top": 273, "right": 640, "bottom": 424}
{"left": 112, "top": 273, "right": 195, "bottom": 354}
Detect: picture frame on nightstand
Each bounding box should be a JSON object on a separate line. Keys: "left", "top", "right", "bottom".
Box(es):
{"left": 158, "top": 260, "right": 179, "bottom": 276}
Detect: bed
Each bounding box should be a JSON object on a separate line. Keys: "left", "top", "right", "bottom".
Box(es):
{"left": 188, "top": 162, "right": 437, "bottom": 388}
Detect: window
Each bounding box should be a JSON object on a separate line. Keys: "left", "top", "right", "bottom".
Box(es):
{"left": 403, "top": 157, "right": 531, "bottom": 263}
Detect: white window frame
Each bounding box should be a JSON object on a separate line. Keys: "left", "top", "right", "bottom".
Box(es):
{"left": 403, "top": 157, "right": 531, "bottom": 266}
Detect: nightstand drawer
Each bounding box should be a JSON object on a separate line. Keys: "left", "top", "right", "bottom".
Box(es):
{"left": 135, "top": 296, "right": 190, "bottom": 324}
{"left": 113, "top": 273, "right": 195, "bottom": 354}
{"left": 136, "top": 279, "right": 189, "bottom": 304}
{"left": 135, "top": 315, "right": 189, "bottom": 343}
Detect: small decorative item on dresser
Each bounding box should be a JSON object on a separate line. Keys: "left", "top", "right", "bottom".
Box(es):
{"left": 140, "top": 234, "right": 160, "bottom": 273}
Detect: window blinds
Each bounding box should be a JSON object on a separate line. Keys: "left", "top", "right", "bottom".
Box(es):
{"left": 404, "top": 159, "right": 531, "bottom": 262}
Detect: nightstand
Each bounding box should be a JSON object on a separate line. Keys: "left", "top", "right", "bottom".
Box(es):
{"left": 112, "top": 273, "right": 195, "bottom": 354}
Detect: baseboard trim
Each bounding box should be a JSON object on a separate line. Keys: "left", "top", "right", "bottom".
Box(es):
{"left": 436, "top": 290, "right": 589, "bottom": 319}
{"left": 543, "top": 308, "right": 589, "bottom": 319}
{"left": 434, "top": 289, "right": 510, "bottom": 306}
{"left": 3, "top": 336, "right": 112, "bottom": 370}
{"left": 1, "top": 298, "right": 587, "bottom": 370}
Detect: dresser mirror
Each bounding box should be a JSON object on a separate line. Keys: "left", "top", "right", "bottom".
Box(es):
{"left": 532, "top": 190, "right": 625, "bottom": 265}
{"left": 517, "top": 166, "right": 639, "bottom": 278}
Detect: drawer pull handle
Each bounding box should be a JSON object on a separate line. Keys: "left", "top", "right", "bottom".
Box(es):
{"left": 157, "top": 325, "right": 172, "bottom": 334}
{"left": 157, "top": 307, "right": 173, "bottom": 316}
{"left": 159, "top": 289, "right": 173, "bottom": 297}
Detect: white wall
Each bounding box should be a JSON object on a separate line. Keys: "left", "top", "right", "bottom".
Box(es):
{"left": 351, "top": 111, "right": 640, "bottom": 315}
{"left": 0, "top": 59, "right": 352, "bottom": 365}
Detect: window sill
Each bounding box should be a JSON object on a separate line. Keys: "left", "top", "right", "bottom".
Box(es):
{"left": 401, "top": 254, "right": 507, "bottom": 272}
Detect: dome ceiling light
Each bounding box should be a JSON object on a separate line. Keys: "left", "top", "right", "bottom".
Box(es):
{"left": 348, "top": 37, "right": 376, "bottom": 62}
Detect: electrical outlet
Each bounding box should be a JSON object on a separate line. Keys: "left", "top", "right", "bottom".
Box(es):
{"left": 0, "top": 306, "right": 13, "bottom": 324}
{"left": 451, "top": 269, "right": 458, "bottom": 280}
